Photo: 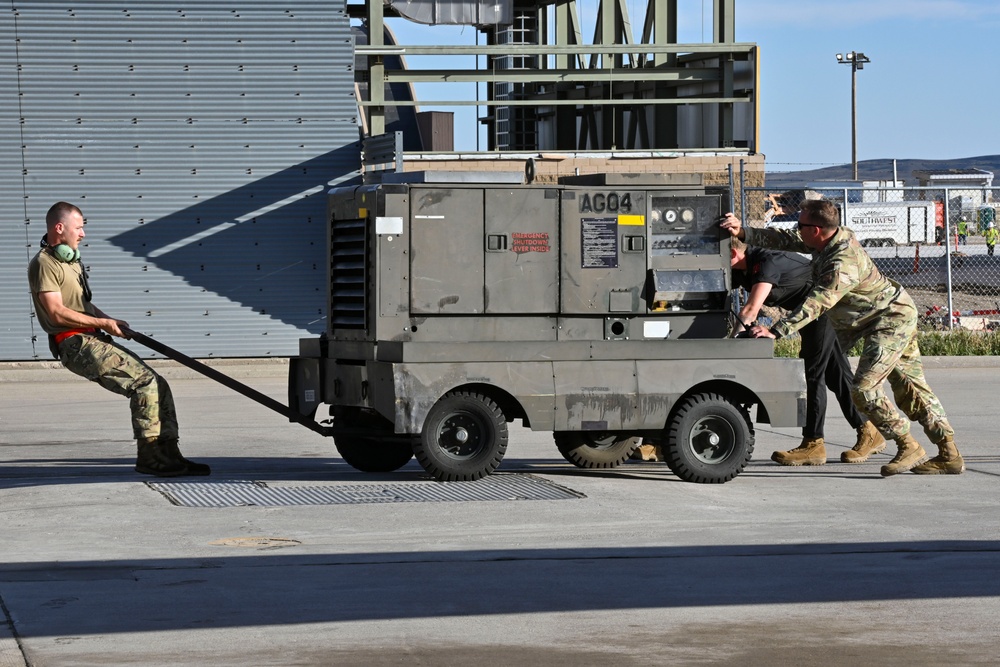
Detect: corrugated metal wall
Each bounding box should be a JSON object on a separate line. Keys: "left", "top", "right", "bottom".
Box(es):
{"left": 1, "top": 1, "right": 358, "bottom": 360}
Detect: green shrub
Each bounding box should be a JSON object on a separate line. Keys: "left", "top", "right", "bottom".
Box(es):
{"left": 772, "top": 329, "right": 1000, "bottom": 357}
{"left": 773, "top": 337, "right": 801, "bottom": 358}
{"left": 917, "top": 329, "right": 1000, "bottom": 356}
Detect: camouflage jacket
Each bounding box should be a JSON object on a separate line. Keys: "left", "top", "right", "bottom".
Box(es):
{"left": 742, "top": 225, "right": 910, "bottom": 338}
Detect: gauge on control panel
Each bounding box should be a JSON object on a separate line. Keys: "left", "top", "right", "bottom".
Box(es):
{"left": 650, "top": 196, "right": 722, "bottom": 257}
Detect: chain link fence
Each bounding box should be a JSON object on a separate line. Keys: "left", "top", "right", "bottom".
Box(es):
{"left": 738, "top": 185, "right": 1000, "bottom": 332}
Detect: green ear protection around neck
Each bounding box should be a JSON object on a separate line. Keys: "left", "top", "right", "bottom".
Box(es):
{"left": 40, "top": 234, "right": 92, "bottom": 301}
{"left": 40, "top": 235, "right": 81, "bottom": 263}
{"left": 52, "top": 243, "right": 81, "bottom": 263}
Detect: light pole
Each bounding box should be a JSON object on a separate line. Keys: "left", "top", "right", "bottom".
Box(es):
{"left": 836, "top": 51, "right": 871, "bottom": 181}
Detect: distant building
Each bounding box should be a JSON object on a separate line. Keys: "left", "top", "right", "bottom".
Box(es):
{"left": 911, "top": 168, "right": 994, "bottom": 189}
{"left": 912, "top": 169, "right": 996, "bottom": 224}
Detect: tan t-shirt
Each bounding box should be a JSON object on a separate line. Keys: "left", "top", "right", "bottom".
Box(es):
{"left": 27, "top": 249, "right": 97, "bottom": 334}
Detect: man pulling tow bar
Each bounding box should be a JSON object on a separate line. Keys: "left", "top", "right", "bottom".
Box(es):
{"left": 27, "top": 202, "right": 210, "bottom": 478}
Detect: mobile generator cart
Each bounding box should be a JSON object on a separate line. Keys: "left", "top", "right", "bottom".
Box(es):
{"left": 289, "top": 172, "right": 806, "bottom": 483}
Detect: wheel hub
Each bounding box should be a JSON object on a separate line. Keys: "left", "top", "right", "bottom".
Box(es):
{"left": 688, "top": 416, "right": 736, "bottom": 464}
{"left": 439, "top": 413, "right": 483, "bottom": 458}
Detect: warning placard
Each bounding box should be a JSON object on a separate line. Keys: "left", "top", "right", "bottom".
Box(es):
{"left": 511, "top": 231, "right": 550, "bottom": 253}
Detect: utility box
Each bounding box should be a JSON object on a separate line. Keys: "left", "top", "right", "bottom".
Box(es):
{"left": 291, "top": 172, "right": 805, "bottom": 484}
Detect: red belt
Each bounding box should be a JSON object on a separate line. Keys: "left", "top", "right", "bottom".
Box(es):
{"left": 54, "top": 328, "right": 97, "bottom": 344}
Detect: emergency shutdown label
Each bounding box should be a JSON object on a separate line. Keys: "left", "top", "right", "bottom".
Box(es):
{"left": 581, "top": 217, "right": 618, "bottom": 268}
{"left": 511, "top": 231, "right": 550, "bottom": 253}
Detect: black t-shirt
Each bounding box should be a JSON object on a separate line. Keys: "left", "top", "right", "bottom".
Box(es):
{"left": 733, "top": 246, "right": 813, "bottom": 310}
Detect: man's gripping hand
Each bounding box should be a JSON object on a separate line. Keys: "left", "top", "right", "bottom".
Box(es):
{"left": 719, "top": 212, "right": 745, "bottom": 240}
{"left": 101, "top": 318, "right": 131, "bottom": 339}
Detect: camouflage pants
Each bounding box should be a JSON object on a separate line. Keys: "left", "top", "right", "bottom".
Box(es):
{"left": 59, "top": 333, "right": 178, "bottom": 440}
{"left": 838, "top": 296, "right": 954, "bottom": 444}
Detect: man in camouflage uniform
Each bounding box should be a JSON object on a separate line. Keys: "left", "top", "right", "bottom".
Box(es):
{"left": 721, "top": 200, "right": 963, "bottom": 477}
{"left": 27, "top": 201, "right": 209, "bottom": 477}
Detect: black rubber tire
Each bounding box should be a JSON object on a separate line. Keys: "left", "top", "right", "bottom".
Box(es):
{"left": 333, "top": 412, "right": 413, "bottom": 473}
{"left": 334, "top": 438, "right": 414, "bottom": 473}
{"left": 554, "top": 432, "right": 640, "bottom": 469}
{"left": 414, "top": 391, "right": 508, "bottom": 481}
{"left": 664, "top": 392, "right": 754, "bottom": 484}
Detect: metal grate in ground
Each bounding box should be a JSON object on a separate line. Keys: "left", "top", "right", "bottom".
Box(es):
{"left": 147, "top": 473, "right": 585, "bottom": 508}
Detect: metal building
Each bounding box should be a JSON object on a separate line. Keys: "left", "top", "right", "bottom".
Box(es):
{"left": 2, "top": 1, "right": 357, "bottom": 360}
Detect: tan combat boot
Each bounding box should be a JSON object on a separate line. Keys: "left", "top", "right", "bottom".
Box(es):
{"left": 632, "top": 443, "right": 663, "bottom": 462}
{"left": 910, "top": 436, "right": 965, "bottom": 475}
{"left": 880, "top": 434, "right": 928, "bottom": 477}
{"left": 771, "top": 437, "right": 826, "bottom": 466}
{"left": 135, "top": 436, "right": 187, "bottom": 477}
{"left": 841, "top": 421, "right": 887, "bottom": 463}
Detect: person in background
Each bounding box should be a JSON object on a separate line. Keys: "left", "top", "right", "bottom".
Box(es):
{"left": 730, "top": 240, "right": 883, "bottom": 465}
{"left": 720, "top": 201, "right": 964, "bottom": 477}
{"left": 27, "top": 201, "right": 210, "bottom": 478}
{"left": 958, "top": 216, "right": 968, "bottom": 245}
{"left": 985, "top": 222, "right": 998, "bottom": 256}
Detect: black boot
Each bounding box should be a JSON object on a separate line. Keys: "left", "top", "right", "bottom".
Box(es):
{"left": 160, "top": 436, "right": 211, "bottom": 476}
{"left": 135, "top": 436, "right": 187, "bottom": 477}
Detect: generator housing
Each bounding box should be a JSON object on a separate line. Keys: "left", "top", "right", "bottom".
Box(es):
{"left": 290, "top": 171, "right": 805, "bottom": 483}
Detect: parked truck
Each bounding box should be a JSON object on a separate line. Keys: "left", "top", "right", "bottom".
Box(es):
{"left": 285, "top": 171, "right": 805, "bottom": 484}
{"left": 842, "top": 200, "right": 942, "bottom": 247}
{"left": 768, "top": 198, "right": 943, "bottom": 246}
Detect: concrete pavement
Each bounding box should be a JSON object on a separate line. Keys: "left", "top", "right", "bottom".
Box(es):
{"left": 1, "top": 358, "right": 999, "bottom": 666}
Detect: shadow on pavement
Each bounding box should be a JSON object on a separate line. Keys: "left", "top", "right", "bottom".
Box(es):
{"left": 4, "top": 452, "right": 997, "bottom": 489}
{"left": 0, "top": 541, "right": 998, "bottom": 637}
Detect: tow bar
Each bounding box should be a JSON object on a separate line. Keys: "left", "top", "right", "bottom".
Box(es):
{"left": 125, "top": 328, "right": 336, "bottom": 438}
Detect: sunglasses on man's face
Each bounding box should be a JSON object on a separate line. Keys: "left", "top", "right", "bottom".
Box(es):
{"left": 797, "top": 221, "right": 820, "bottom": 230}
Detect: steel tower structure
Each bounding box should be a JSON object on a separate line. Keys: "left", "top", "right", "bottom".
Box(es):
{"left": 351, "top": 0, "right": 757, "bottom": 153}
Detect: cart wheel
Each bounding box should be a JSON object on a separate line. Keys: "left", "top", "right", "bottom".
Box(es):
{"left": 554, "top": 432, "right": 640, "bottom": 469}
{"left": 664, "top": 392, "right": 754, "bottom": 484}
{"left": 334, "top": 438, "right": 414, "bottom": 473}
{"left": 414, "top": 391, "right": 508, "bottom": 481}
{"left": 333, "top": 412, "right": 413, "bottom": 473}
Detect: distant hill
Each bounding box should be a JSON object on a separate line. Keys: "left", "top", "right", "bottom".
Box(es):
{"left": 765, "top": 155, "right": 1000, "bottom": 188}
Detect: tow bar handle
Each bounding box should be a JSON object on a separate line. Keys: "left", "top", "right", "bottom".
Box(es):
{"left": 124, "top": 328, "right": 331, "bottom": 437}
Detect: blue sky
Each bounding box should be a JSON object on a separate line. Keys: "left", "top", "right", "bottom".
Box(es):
{"left": 740, "top": 0, "right": 999, "bottom": 170}
{"left": 380, "top": 0, "right": 999, "bottom": 169}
